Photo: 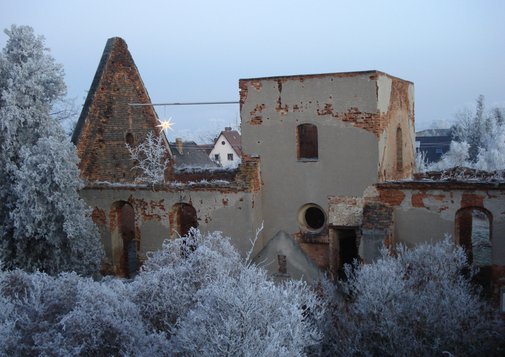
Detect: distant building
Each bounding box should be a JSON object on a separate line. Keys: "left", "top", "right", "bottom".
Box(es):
{"left": 209, "top": 127, "right": 242, "bottom": 168}
{"left": 415, "top": 128, "right": 452, "bottom": 163}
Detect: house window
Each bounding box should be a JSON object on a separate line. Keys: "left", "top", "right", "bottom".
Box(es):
{"left": 227, "top": 153, "right": 233, "bottom": 161}
{"left": 214, "top": 154, "right": 220, "bottom": 161}
{"left": 297, "top": 124, "right": 318, "bottom": 160}
{"left": 221, "top": 140, "right": 226, "bottom": 145}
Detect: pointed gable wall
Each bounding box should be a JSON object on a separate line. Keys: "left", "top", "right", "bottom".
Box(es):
{"left": 72, "top": 37, "right": 163, "bottom": 183}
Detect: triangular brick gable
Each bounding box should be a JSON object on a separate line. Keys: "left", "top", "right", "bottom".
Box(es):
{"left": 72, "top": 37, "right": 166, "bottom": 183}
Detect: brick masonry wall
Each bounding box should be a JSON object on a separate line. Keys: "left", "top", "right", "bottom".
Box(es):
{"left": 73, "top": 37, "right": 163, "bottom": 183}
{"left": 372, "top": 181, "right": 505, "bottom": 303}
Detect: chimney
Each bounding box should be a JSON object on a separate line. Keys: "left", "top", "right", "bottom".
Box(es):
{"left": 175, "top": 138, "right": 183, "bottom": 154}
{"left": 225, "top": 127, "right": 232, "bottom": 131}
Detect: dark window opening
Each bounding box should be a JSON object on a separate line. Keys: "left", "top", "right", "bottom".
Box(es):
{"left": 338, "top": 229, "right": 358, "bottom": 279}
{"left": 227, "top": 153, "right": 233, "bottom": 161}
{"left": 297, "top": 124, "right": 318, "bottom": 160}
{"left": 221, "top": 140, "right": 226, "bottom": 145}
{"left": 214, "top": 154, "right": 220, "bottom": 161}
{"left": 455, "top": 207, "right": 493, "bottom": 296}
{"left": 125, "top": 132, "right": 134, "bottom": 146}
{"left": 304, "top": 206, "right": 325, "bottom": 230}
{"left": 455, "top": 207, "right": 492, "bottom": 267}
{"left": 277, "top": 254, "right": 287, "bottom": 274}
{"left": 119, "top": 202, "right": 138, "bottom": 279}
{"left": 171, "top": 203, "right": 198, "bottom": 238}
{"left": 396, "top": 126, "right": 403, "bottom": 172}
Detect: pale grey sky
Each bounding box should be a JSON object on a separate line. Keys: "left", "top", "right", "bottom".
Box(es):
{"left": 1, "top": 0, "right": 504, "bottom": 141}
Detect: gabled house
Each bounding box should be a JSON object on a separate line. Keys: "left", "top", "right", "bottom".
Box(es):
{"left": 209, "top": 127, "right": 242, "bottom": 168}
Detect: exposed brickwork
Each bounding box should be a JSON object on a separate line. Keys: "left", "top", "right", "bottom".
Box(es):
{"left": 362, "top": 202, "right": 394, "bottom": 230}
{"left": 249, "top": 116, "right": 263, "bottom": 125}
{"left": 173, "top": 169, "right": 237, "bottom": 183}
{"left": 461, "top": 193, "right": 485, "bottom": 208}
{"left": 316, "top": 105, "right": 382, "bottom": 136}
{"left": 130, "top": 197, "right": 166, "bottom": 222}
{"left": 235, "top": 157, "right": 262, "bottom": 192}
{"left": 91, "top": 207, "right": 106, "bottom": 226}
{"left": 72, "top": 37, "right": 164, "bottom": 183}
{"left": 378, "top": 188, "right": 405, "bottom": 206}
{"left": 298, "top": 242, "right": 330, "bottom": 271}
{"left": 328, "top": 196, "right": 364, "bottom": 227}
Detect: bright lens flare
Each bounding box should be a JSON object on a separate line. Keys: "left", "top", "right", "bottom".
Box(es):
{"left": 157, "top": 117, "right": 175, "bottom": 131}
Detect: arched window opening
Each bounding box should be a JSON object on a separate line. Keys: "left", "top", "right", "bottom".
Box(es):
{"left": 297, "top": 124, "right": 318, "bottom": 160}
{"left": 111, "top": 201, "right": 138, "bottom": 278}
{"left": 170, "top": 203, "right": 198, "bottom": 238}
{"left": 125, "top": 132, "right": 134, "bottom": 146}
{"left": 455, "top": 207, "right": 492, "bottom": 266}
{"left": 396, "top": 126, "right": 403, "bottom": 172}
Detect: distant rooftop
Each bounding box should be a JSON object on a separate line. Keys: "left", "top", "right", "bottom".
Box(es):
{"left": 169, "top": 139, "right": 219, "bottom": 169}
{"left": 416, "top": 128, "right": 452, "bottom": 137}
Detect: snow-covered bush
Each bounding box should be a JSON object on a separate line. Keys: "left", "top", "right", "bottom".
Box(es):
{"left": 44, "top": 278, "right": 167, "bottom": 356}
{"left": 0, "top": 230, "right": 324, "bottom": 355}
{"left": 171, "top": 264, "right": 322, "bottom": 357}
{"left": 134, "top": 229, "right": 323, "bottom": 356}
{"left": 0, "top": 25, "right": 103, "bottom": 275}
{"left": 322, "top": 238, "right": 504, "bottom": 356}
{"left": 0, "top": 269, "right": 167, "bottom": 356}
{"left": 131, "top": 229, "right": 242, "bottom": 334}
{"left": 127, "top": 131, "right": 170, "bottom": 185}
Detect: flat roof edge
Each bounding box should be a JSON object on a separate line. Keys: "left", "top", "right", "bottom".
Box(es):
{"left": 239, "top": 70, "right": 413, "bottom": 85}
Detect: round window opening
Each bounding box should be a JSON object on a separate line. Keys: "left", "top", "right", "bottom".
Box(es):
{"left": 299, "top": 204, "right": 326, "bottom": 232}
{"left": 221, "top": 140, "right": 226, "bottom": 145}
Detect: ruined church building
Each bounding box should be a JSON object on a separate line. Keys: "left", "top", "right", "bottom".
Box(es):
{"left": 72, "top": 38, "right": 505, "bottom": 303}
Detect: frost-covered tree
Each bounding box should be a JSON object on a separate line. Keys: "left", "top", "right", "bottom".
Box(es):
{"left": 0, "top": 25, "right": 103, "bottom": 275}
{"left": 321, "top": 238, "right": 504, "bottom": 356}
{"left": 127, "top": 131, "right": 170, "bottom": 185}
{"left": 474, "top": 122, "right": 505, "bottom": 171}
{"left": 429, "top": 95, "right": 505, "bottom": 172}
{"left": 428, "top": 140, "right": 471, "bottom": 171}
